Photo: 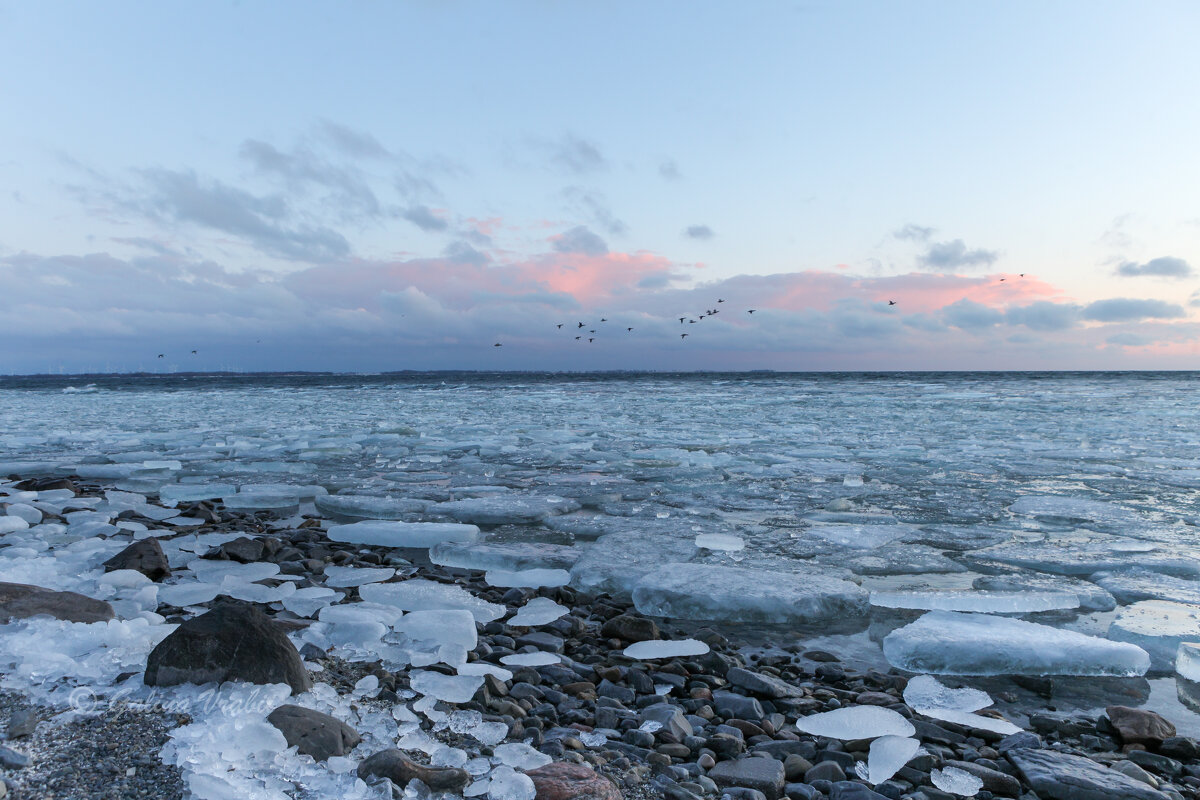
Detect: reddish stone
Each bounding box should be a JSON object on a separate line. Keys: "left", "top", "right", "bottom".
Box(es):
{"left": 526, "top": 762, "right": 621, "bottom": 800}
{"left": 1107, "top": 705, "right": 1176, "bottom": 747}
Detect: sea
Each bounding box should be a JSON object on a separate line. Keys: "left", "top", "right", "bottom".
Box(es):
{"left": 3, "top": 370, "right": 1200, "bottom": 731}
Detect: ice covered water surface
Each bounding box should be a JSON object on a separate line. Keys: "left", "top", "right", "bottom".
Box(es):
{"left": 1009, "top": 495, "right": 1139, "bottom": 524}
{"left": 632, "top": 563, "right": 868, "bottom": 624}
{"left": 433, "top": 495, "right": 580, "bottom": 525}
{"left": 965, "top": 534, "right": 1200, "bottom": 577}
{"left": 430, "top": 541, "right": 582, "bottom": 572}
{"left": 321, "top": 565, "right": 395, "bottom": 588}
{"left": 884, "top": 611, "right": 1151, "bottom": 676}
{"left": 314, "top": 493, "right": 428, "bottom": 520}
{"left": 972, "top": 573, "right": 1117, "bottom": 612}
{"left": 1091, "top": 570, "right": 1200, "bottom": 605}
{"left": 569, "top": 531, "right": 698, "bottom": 597}
{"left": 795, "top": 706, "right": 915, "bottom": 739}
{"left": 1108, "top": 601, "right": 1200, "bottom": 672}
{"left": 870, "top": 590, "right": 1078, "bottom": 613}
{"left": 694, "top": 533, "right": 745, "bottom": 551}
{"left": 807, "top": 524, "right": 910, "bottom": 549}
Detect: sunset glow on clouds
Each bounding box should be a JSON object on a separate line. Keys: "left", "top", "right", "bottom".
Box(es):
{"left": 0, "top": 2, "right": 1197, "bottom": 373}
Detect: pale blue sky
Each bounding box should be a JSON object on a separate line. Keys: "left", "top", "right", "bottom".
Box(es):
{"left": 1, "top": 1, "right": 1198, "bottom": 372}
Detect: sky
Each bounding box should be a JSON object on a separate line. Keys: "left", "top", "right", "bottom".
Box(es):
{"left": 1, "top": 1, "right": 1198, "bottom": 373}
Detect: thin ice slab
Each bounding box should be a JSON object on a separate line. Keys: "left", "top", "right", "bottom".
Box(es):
{"left": 570, "top": 532, "right": 698, "bottom": 597}
{"left": 484, "top": 569, "right": 570, "bottom": 588}
{"left": 360, "top": 579, "right": 504, "bottom": 623}
{"left": 314, "top": 494, "right": 429, "bottom": 521}
{"left": 632, "top": 563, "right": 867, "bottom": 624}
{"left": 795, "top": 706, "right": 915, "bottom": 740}
{"left": 623, "top": 639, "right": 710, "bottom": 660}
{"left": 883, "top": 611, "right": 1150, "bottom": 677}
{"left": 430, "top": 541, "right": 582, "bottom": 572}
{"left": 433, "top": 495, "right": 580, "bottom": 525}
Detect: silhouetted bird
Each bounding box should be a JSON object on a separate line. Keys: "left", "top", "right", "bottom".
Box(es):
{"left": 689, "top": 319, "right": 697, "bottom": 323}
{"left": 600, "top": 318, "right": 607, "bottom": 322}
{"left": 627, "top": 327, "right": 633, "bottom": 331}
{"left": 717, "top": 299, "right": 725, "bottom": 303}
{"left": 157, "top": 354, "right": 164, "bottom": 358}
{"left": 588, "top": 338, "right": 594, "bottom": 343}
{"left": 1020, "top": 273, "right": 1025, "bottom": 277}
{"left": 1000, "top": 277, "right": 1006, "bottom": 282}
{"left": 577, "top": 322, "right": 584, "bottom": 328}
{"left": 575, "top": 336, "right": 581, "bottom": 340}
{"left": 680, "top": 333, "right": 689, "bottom": 339}
{"left": 747, "top": 309, "right": 756, "bottom": 314}
{"left": 493, "top": 343, "right": 502, "bottom": 347}
{"left": 589, "top": 329, "right": 595, "bottom": 333}
{"left": 888, "top": 300, "right": 896, "bottom": 306}
{"left": 191, "top": 349, "right": 197, "bottom": 354}
{"left": 556, "top": 324, "right": 563, "bottom": 329}
{"left": 679, "top": 317, "right": 686, "bottom": 324}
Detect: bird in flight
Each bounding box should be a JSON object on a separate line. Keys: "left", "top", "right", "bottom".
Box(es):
{"left": 888, "top": 300, "right": 896, "bottom": 306}
{"left": 1020, "top": 273, "right": 1025, "bottom": 277}
{"left": 600, "top": 318, "right": 607, "bottom": 322}
{"left": 999, "top": 277, "right": 1006, "bottom": 282}
{"left": 679, "top": 317, "right": 686, "bottom": 324}
{"left": 747, "top": 309, "right": 756, "bottom": 314}
{"left": 556, "top": 324, "right": 563, "bottom": 329}
{"left": 627, "top": 327, "right": 633, "bottom": 332}
{"left": 680, "top": 333, "right": 689, "bottom": 339}
{"left": 577, "top": 322, "right": 584, "bottom": 328}
{"left": 191, "top": 349, "right": 198, "bottom": 354}
{"left": 157, "top": 354, "right": 164, "bottom": 358}
{"left": 588, "top": 338, "right": 594, "bottom": 343}
{"left": 717, "top": 299, "right": 725, "bottom": 303}
{"left": 575, "top": 336, "right": 581, "bottom": 340}
{"left": 493, "top": 343, "right": 502, "bottom": 347}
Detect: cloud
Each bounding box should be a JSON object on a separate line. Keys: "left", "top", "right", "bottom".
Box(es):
{"left": 561, "top": 187, "right": 627, "bottom": 236}
{"left": 401, "top": 205, "right": 449, "bottom": 232}
{"left": 314, "top": 120, "right": 390, "bottom": 159}
{"left": 1115, "top": 256, "right": 1193, "bottom": 278}
{"left": 1081, "top": 298, "right": 1186, "bottom": 322}
{"left": 135, "top": 168, "right": 351, "bottom": 262}
{"left": 941, "top": 298, "right": 1004, "bottom": 330}
{"left": 1191, "top": 289, "right": 1200, "bottom": 308}
{"left": 918, "top": 239, "right": 998, "bottom": 270}
{"left": 540, "top": 133, "right": 606, "bottom": 174}
{"left": 894, "top": 224, "right": 934, "bottom": 242}
{"left": 658, "top": 159, "right": 682, "bottom": 181}
{"left": 684, "top": 225, "right": 715, "bottom": 240}
{"left": 1107, "top": 332, "right": 1153, "bottom": 346}
{"left": 550, "top": 226, "right": 608, "bottom": 256}
{"left": 1006, "top": 301, "right": 1081, "bottom": 331}
{"left": 238, "top": 139, "right": 382, "bottom": 219}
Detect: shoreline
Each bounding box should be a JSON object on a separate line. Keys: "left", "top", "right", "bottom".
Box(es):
{"left": 1, "top": 476, "right": 1199, "bottom": 800}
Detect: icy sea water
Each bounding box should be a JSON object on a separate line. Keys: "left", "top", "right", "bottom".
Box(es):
{"left": 4, "top": 370, "right": 1200, "bottom": 728}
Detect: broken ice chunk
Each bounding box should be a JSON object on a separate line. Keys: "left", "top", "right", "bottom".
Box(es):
{"left": 410, "top": 670, "right": 484, "bottom": 703}
{"left": 870, "top": 590, "right": 1079, "bottom": 613}
{"left": 632, "top": 563, "right": 867, "bottom": 624}
{"left": 903, "top": 675, "right": 991, "bottom": 713}
{"left": 185, "top": 560, "right": 280, "bottom": 584}
{"left": 327, "top": 521, "right": 480, "bottom": 548}
{"left": 159, "top": 484, "right": 237, "bottom": 503}
{"left": 884, "top": 611, "right": 1150, "bottom": 676}
{"left": 1177, "top": 643, "right": 1200, "bottom": 683}
{"left": 499, "top": 652, "right": 560, "bottom": 667}
{"left": 217, "top": 578, "right": 296, "bottom": 603}
{"left": 972, "top": 573, "right": 1116, "bottom": 612}
{"left": 487, "top": 766, "right": 536, "bottom": 800}
{"left": 360, "top": 579, "right": 504, "bottom": 623}
{"left": 484, "top": 569, "right": 570, "bottom": 589}
{"left": 795, "top": 706, "right": 916, "bottom": 740}
{"left": 622, "top": 639, "right": 710, "bottom": 660}
{"left": 1108, "top": 600, "right": 1200, "bottom": 672}
{"left": 158, "top": 582, "right": 222, "bottom": 607}
{"left": 966, "top": 534, "right": 1200, "bottom": 577}
{"left": 1009, "top": 495, "right": 1139, "bottom": 524}
{"left": 1091, "top": 569, "right": 1200, "bottom": 606}
{"left": 494, "top": 742, "right": 552, "bottom": 770}
{"left": 864, "top": 735, "right": 920, "bottom": 784}
{"left": 220, "top": 493, "right": 299, "bottom": 513}
{"left": 280, "top": 586, "right": 341, "bottom": 618}
{"left": 507, "top": 597, "right": 569, "bottom": 627}
{"left": 931, "top": 766, "right": 983, "bottom": 796}
{"left": 569, "top": 531, "right": 698, "bottom": 597}
{"left": 322, "top": 565, "right": 396, "bottom": 588}
{"left": 396, "top": 609, "right": 478, "bottom": 651}
{"left": 458, "top": 663, "right": 514, "bottom": 682}
{"left": 917, "top": 708, "right": 1021, "bottom": 735}
{"left": 694, "top": 533, "right": 745, "bottom": 551}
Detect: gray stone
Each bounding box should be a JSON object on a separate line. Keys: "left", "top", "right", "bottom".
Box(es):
{"left": 1112, "top": 760, "right": 1159, "bottom": 788}
{"left": 708, "top": 757, "right": 786, "bottom": 800}
{"left": 144, "top": 602, "right": 312, "bottom": 694}
{"left": 0, "top": 745, "right": 28, "bottom": 769}
{"left": 829, "top": 783, "right": 891, "bottom": 800}
{"left": 358, "top": 749, "right": 469, "bottom": 792}
{"left": 518, "top": 631, "right": 566, "bottom": 653}
{"left": 103, "top": 538, "right": 171, "bottom": 581}
{"left": 804, "top": 761, "right": 846, "bottom": 783}
{"left": 1128, "top": 750, "right": 1182, "bottom": 778}
{"left": 267, "top": 704, "right": 361, "bottom": 761}
{"left": 0, "top": 582, "right": 114, "bottom": 624}
{"left": 1006, "top": 747, "right": 1171, "bottom": 800}
{"left": 727, "top": 668, "right": 803, "bottom": 699}
{"left": 641, "top": 703, "right": 693, "bottom": 739}
{"left": 944, "top": 759, "right": 1022, "bottom": 797}
{"left": 5, "top": 708, "right": 37, "bottom": 739}
{"left": 600, "top": 614, "right": 660, "bottom": 642}
{"left": 996, "top": 731, "right": 1042, "bottom": 752}
{"left": 713, "top": 691, "right": 764, "bottom": 721}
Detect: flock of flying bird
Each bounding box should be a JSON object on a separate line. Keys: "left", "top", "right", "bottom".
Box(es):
{"left": 151, "top": 274, "right": 1029, "bottom": 356}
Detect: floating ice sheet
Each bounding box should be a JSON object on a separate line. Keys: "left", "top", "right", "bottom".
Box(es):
{"left": 870, "top": 589, "right": 1078, "bottom": 613}
{"left": 632, "top": 563, "right": 867, "bottom": 624}
{"left": 807, "top": 524, "right": 910, "bottom": 550}
{"left": 972, "top": 573, "right": 1117, "bottom": 612}
{"left": 694, "top": 533, "right": 745, "bottom": 551}
{"left": 433, "top": 495, "right": 580, "bottom": 525}
{"left": 327, "top": 521, "right": 480, "bottom": 549}
{"left": 965, "top": 534, "right": 1200, "bottom": 578}
{"left": 1108, "top": 600, "right": 1200, "bottom": 672}
{"left": 314, "top": 493, "right": 429, "bottom": 521}
{"left": 884, "top": 611, "right": 1150, "bottom": 676}
{"left": 429, "top": 541, "right": 582, "bottom": 572}
{"left": 1009, "top": 495, "right": 1139, "bottom": 524}
{"left": 1091, "top": 570, "right": 1200, "bottom": 606}
{"left": 569, "top": 531, "right": 698, "bottom": 597}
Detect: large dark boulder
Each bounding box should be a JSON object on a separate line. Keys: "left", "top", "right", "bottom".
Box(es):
{"left": 0, "top": 582, "right": 114, "bottom": 624}
{"left": 267, "top": 704, "right": 360, "bottom": 761}
{"left": 1006, "top": 747, "right": 1171, "bottom": 800}
{"left": 144, "top": 602, "right": 312, "bottom": 694}
{"left": 600, "top": 614, "right": 659, "bottom": 642}
{"left": 103, "top": 538, "right": 171, "bottom": 581}
{"left": 357, "top": 750, "right": 469, "bottom": 792}
{"left": 1106, "top": 705, "right": 1176, "bottom": 748}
